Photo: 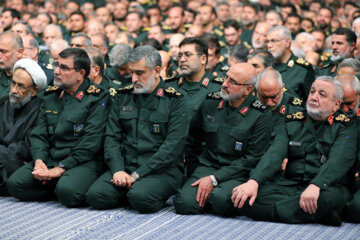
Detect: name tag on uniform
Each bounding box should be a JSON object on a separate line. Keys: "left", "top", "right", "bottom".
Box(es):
{"left": 153, "top": 124, "right": 160, "bottom": 134}
{"left": 235, "top": 142, "right": 242, "bottom": 151}
{"left": 289, "top": 141, "right": 301, "bottom": 146}
{"left": 74, "top": 124, "right": 84, "bottom": 136}
{"left": 123, "top": 106, "right": 132, "bottom": 112}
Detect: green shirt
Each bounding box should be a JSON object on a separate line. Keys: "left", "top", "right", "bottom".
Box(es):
{"left": 30, "top": 78, "right": 110, "bottom": 169}
{"left": 104, "top": 80, "right": 189, "bottom": 177}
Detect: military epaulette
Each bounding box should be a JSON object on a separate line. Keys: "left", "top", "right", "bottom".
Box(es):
{"left": 109, "top": 87, "right": 117, "bottom": 97}
{"left": 218, "top": 25, "right": 224, "bottom": 30}
{"left": 45, "top": 63, "right": 54, "bottom": 70}
{"left": 120, "top": 26, "right": 128, "bottom": 31}
{"left": 164, "top": 87, "right": 182, "bottom": 97}
{"left": 140, "top": 0, "right": 150, "bottom": 5}
{"left": 320, "top": 55, "right": 329, "bottom": 62}
{"left": 333, "top": 113, "right": 351, "bottom": 124}
{"left": 162, "top": 25, "right": 172, "bottom": 30}
{"left": 320, "top": 63, "right": 331, "bottom": 69}
{"left": 219, "top": 41, "right": 226, "bottom": 47}
{"left": 184, "top": 23, "right": 192, "bottom": 29}
{"left": 117, "top": 84, "right": 134, "bottom": 93}
{"left": 290, "top": 97, "right": 303, "bottom": 106}
{"left": 295, "top": 58, "right": 311, "bottom": 67}
{"left": 163, "top": 74, "right": 178, "bottom": 82}
{"left": 142, "top": 27, "right": 149, "bottom": 32}
{"left": 251, "top": 100, "right": 267, "bottom": 112}
{"left": 213, "top": 77, "right": 224, "bottom": 84}
{"left": 244, "top": 42, "right": 252, "bottom": 49}
{"left": 221, "top": 65, "right": 229, "bottom": 71}
{"left": 44, "top": 86, "right": 61, "bottom": 95}
{"left": 286, "top": 111, "right": 305, "bottom": 121}
{"left": 86, "top": 85, "right": 102, "bottom": 96}
{"left": 213, "top": 29, "right": 223, "bottom": 36}
{"left": 206, "top": 91, "right": 221, "bottom": 100}
{"left": 219, "top": 55, "right": 225, "bottom": 62}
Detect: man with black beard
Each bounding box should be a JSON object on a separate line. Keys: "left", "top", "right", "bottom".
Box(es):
{"left": 113, "top": 2, "right": 128, "bottom": 29}
{"left": 0, "top": 59, "right": 46, "bottom": 195}
{"left": 241, "top": 3, "right": 260, "bottom": 48}
{"left": 317, "top": 7, "right": 335, "bottom": 37}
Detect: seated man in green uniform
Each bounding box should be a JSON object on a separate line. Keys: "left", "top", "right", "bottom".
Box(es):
{"left": 174, "top": 63, "right": 272, "bottom": 216}
{"left": 232, "top": 76, "right": 357, "bottom": 226}
{"left": 0, "top": 31, "right": 24, "bottom": 99}
{"left": 86, "top": 46, "right": 188, "bottom": 213}
{"left": 336, "top": 74, "right": 360, "bottom": 223}
{"left": 0, "top": 59, "right": 47, "bottom": 195}
{"left": 7, "top": 48, "right": 110, "bottom": 208}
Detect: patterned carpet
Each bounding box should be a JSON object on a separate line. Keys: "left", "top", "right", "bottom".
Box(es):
{"left": 0, "top": 196, "right": 359, "bottom": 240}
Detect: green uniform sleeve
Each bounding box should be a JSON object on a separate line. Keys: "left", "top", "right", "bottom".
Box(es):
{"left": 136, "top": 96, "right": 189, "bottom": 177}
{"left": 310, "top": 121, "right": 357, "bottom": 189}
{"left": 184, "top": 108, "right": 203, "bottom": 165}
{"left": 213, "top": 110, "right": 272, "bottom": 183}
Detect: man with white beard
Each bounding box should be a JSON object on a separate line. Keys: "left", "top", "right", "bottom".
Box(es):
{"left": 0, "top": 59, "right": 46, "bottom": 195}
{"left": 252, "top": 22, "right": 271, "bottom": 50}
{"left": 174, "top": 63, "right": 272, "bottom": 216}
{"left": 86, "top": 46, "right": 188, "bottom": 213}
{"left": 233, "top": 76, "right": 357, "bottom": 226}
{"left": 317, "top": 28, "right": 357, "bottom": 77}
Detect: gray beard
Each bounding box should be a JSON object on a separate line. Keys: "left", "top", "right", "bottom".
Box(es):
{"left": 9, "top": 91, "right": 32, "bottom": 109}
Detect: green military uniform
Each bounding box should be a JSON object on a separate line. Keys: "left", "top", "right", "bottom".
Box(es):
{"left": 174, "top": 93, "right": 272, "bottom": 216}
{"left": 0, "top": 70, "right": 12, "bottom": 99}
{"left": 209, "top": 62, "right": 228, "bottom": 79}
{"left": 103, "top": 66, "right": 132, "bottom": 87}
{"left": 133, "top": 28, "right": 149, "bottom": 47}
{"left": 7, "top": 78, "right": 110, "bottom": 207}
{"left": 165, "top": 71, "right": 224, "bottom": 120}
{"left": 212, "top": 26, "right": 226, "bottom": 43}
{"left": 274, "top": 54, "right": 315, "bottom": 100}
{"left": 241, "top": 24, "right": 255, "bottom": 48}
{"left": 248, "top": 109, "right": 357, "bottom": 224}
{"left": 316, "top": 60, "right": 338, "bottom": 78}
{"left": 86, "top": 80, "right": 188, "bottom": 213}
{"left": 166, "top": 58, "right": 178, "bottom": 78}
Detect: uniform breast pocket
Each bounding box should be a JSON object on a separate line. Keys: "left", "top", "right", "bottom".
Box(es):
{"left": 315, "top": 140, "right": 332, "bottom": 164}
{"left": 147, "top": 114, "right": 169, "bottom": 142}
{"left": 46, "top": 112, "right": 59, "bottom": 135}
{"left": 218, "top": 128, "right": 247, "bottom": 155}
{"left": 288, "top": 144, "right": 306, "bottom": 159}
{"left": 203, "top": 122, "right": 219, "bottom": 148}
{"left": 66, "top": 114, "right": 86, "bottom": 137}
{"left": 119, "top": 110, "right": 138, "bottom": 133}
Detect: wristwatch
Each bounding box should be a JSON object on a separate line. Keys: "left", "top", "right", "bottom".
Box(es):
{"left": 131, "top": 171, "right": 140, "bottom": 181}
{"left": 58, "top": 162, "right": 65, "bottom": 169}
{"left": 210, "top": 175, "right": 218, "bottom": 187}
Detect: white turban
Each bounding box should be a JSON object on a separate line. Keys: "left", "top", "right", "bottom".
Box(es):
{"left": 13, "top": 59, "right": 47, "bottom": 90}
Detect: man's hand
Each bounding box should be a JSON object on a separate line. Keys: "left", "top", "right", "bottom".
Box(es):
{"left": 231, "top": 179, "right": 259, "bottom": 208}
{"left": 32, "top": 159, "right": 50, "bottom": 184}
{"left": 111, "top": 171, "right": 131, "bottom": 187}
{"left": 191, "top": 176, "right": 214, "bottom": 207}
{"left": 282, "top": 158, "right": 288, "bottom": 171}
{"left": 299, "top": 184, "right": 320, "bottom": 214}
{"left": 37, "top": 166, "right": 66, "bottom": 179}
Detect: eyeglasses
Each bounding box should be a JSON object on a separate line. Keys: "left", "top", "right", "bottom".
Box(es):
{"left": 10, "top": 80, "right": 33, "bottom": 92}
{"left": 54, "top": 62, "right": 76, "bottom": 72}
{"left": 178, "top": 52, "right": 202, "bottom": 59}
{"left": 225, "top": 76, "right": 251, "bottom": 86}
{"left": 70, "top": 43, "right": 84, "bottom": 48}
{"left": 265, "top": 38, "right": 285, "bottom": 45}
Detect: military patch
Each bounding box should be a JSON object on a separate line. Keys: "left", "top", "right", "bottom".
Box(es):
{"left": 44, "top": 86, "right": 61, "bottom": 95}
{"left": 240, "top": 107, "right": 248, "bottom": 115}
{"left": 157, "top": 88, "right": 164, "bottom": 97}
{"left": 251, "top": 100, "right": 267, "bottom": 112}
{"left": 357, "top": 109, "right": 360, "bottom": 117}
{"left": 286, "top": 111, "right": 305, "bottom": 120}
{"left": 334, "top": 114, "right": 351, "bottom": 123}
{"left": 152, "top": 124, "right": 160, "bottom": 134}
{"left": 320, "top": 155, "right": 327, "bottom": 164}
{"left": 244, "top": 42, "right": 252, "bottom": 49}
{"left": 234, "top": 142, "right": 242, "bottom": 151}
{"left": 109, "top": 88, "right": 117, "bottom": 97}
{"left": 163, "top": 73, "right": 177, "bottom": 82}
{"left": 213, "top": 77, "right": 224, "bottom": 84}
{"left": 206, "top": 92, "right": 221, "bottom": 99}
{"left": 296, "top": 58, "right": 310, "bottom": 67}
{"left": 218, "top": 100, "right": 224, "bottom": 109}
{"left": 87, "top": 85, "right": 102, "bottom": 96}
{"left": 291, "top": 98, "right": 303, "bottom": 106}
{"left": 279, "top": 105, "right": 286, "bottom": 114}
{"left": 328, "top": 115, "right": 334, "bottom": 125}
{"left": 202, "top": 78, "right": 209, "bottom": 86}
{"left": 73, "top": 124, "right": 84, "bottom": 136}
{"left": 46, "top": 63, "right": 54, "bottom": 70}
{"left": 221, "top": 66, "right": 229, "bottom": 71}
{"left": 122, "top": 106, "right": 132, "bottom": 112}
{"left": 102, "top": 101, "right": 106, "bottom": 111}
{"left": 117, "top": 84, "right": 134, "bottom": 93}
{"left": 76, "top": 91, "right": 84, "bottom": 100}
{"left": 164, "top": 87, "right": 182, "bottom": 97}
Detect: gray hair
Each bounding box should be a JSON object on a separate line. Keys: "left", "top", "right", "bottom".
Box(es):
{"left": 248, "top": 49, "right": 275, "bottom": 68}
{"left": 255, "top": 68, "right": 283, "bottom": 89}
{"left": 110, "top": 44, "right": 132, "bottom": 67}
{"left": 335, "top": 74, "right": 360, "bottom": 94}
{"left": 13, "top": 20, "right": 33, "bottom": 35}
{"left": 128, "top": 45, "right": 161, "bottom": 70}
{"left": 268, "top": 26, "right": 291, "bottom": 40}
{"left": 49, "top": 39, "right": 69, "bottom": 51}
{"left": 29, "top": 37, "right": 39, "bottom": 51}
{"left": 44, "top": 24, "right": 62, "bottom": 39}
{"left": 338, "top": 58, "right": 360, "bottom": 79}
{"left": 72, "top": 33, "right": 92, "bottom": 47}
{"left": 0, "top": 31, "right": 24, "bottom": 50}
{"left": 295, "top": 32, "right": 314, "bottom": 42}
{"left": 315, "top": 75, "right": 344, "bottom": 101}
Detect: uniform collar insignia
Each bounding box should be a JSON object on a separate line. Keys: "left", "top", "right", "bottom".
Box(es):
{"left": 279, "top": 105, "right": 286, "bottom": 114}
{"left": 156, "top": 88, "right": 164, "bottom": 97}
{"left": 202, "top": 77, "right": 209, "bottom": 87}
{"left": 218, "top": 100, "right": 224, "bottom": 109}
{"left": 240, "top": 107, "right": 248, "bottom": 115}
{"left": 357, "top": 109, "right": 360, "bottom": 117}
{"left": 328, "top": 115, "right": 334, "bottom": 125}
{"left": 76, "top": 91, "right": 84, "bottom": 101}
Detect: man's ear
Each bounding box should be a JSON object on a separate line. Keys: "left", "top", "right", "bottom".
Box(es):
{"left": 31, "top": 86, "right": 40, "bottom": 97}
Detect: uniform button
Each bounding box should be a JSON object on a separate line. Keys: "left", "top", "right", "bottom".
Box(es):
{"left": 323, "top": 184, "right": 327, "bottom": 187}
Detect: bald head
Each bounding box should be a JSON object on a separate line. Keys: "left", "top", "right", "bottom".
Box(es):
{"left": 229, "top": 63, "right": 257, "bottom": 84}
{"left": 256, "top": 69, "right": 284, "bottom": 111}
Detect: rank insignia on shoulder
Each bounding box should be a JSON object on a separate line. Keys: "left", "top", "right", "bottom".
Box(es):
{"left": 87, "top": 85, "right": 102, "bottom": 95}
{"left": 206, "top": 91, "right": 221, "bottom": 99}
{"left": 296, "top": 58, "right": 310, "bottom": 67}
{"left": 221, "top": 66, "right": 229, "bottom": 71}
{"left": 46, "top": 63, "right": 54, "bottom": 70}
{"left": 288, "top": 60, "right": 294, "bottom": 68}
{"left": 109, "top": 88, "right": 117, "bottom": 97}
{"left": 283, "top": 87, "right": 288, "bottom": 92}
{"left": 44, "top": 86, "right": 61, "bottom": 95}
{"left": 320, "top": 55, "right": 328, "bottom": 61}
{"left": 164, "top": 73, "right": 177, "bottom": 81}
{"left": 219, "top": 41, "right": 226, "bottom": 47}
{"left": 334, "top": 114, "right": 351, "bottom": 123}
{"left": 213, "top": 77, "right": 224, "bottom": 84}
{"left": 164, "top": 87, "right": 182, "bottom": 97}
{"left": 117, "top": 84, "right": 134, "bottom": 93}
{"left": 251, "top": 100, "right": 267, "bottom": 112}
{"left": 321, "top": 63, "right": 330, "bottom": 69}
{"left": 291, "top": 97, "right": 303, "bottom": 106}
{"left": 286, "top": 111, "right": 305, "bottom": 120}
{"left": 213, "top": 29, "right": 223, "bottom": 36}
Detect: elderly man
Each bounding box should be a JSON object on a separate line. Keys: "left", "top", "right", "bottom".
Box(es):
{"left": 0, "top": 59, "right": 46, "bottom": 195}
{"left": 70, "top": 33, "right": 92, "bottom": 49}
{"left": 7, "top": 48, "right": 110, "bottom": 207}
{"left": 86, "top": 46, "right": 188, "bottom": 213}
{"left": 0, "top": 31, "right": 23, "bottom": 99}
{"left": 266, "top": 26, "right": 315, "bottom": 100}
{"left": 174, "top": 63, "right": 272, "bottom": 216}
{"left": 247, "top": 50, "right": 275, "bottom": 73}
{"left": 233, "top": 76, "right": 357, "bottom": 226}
{"left": 252, "top": 22, "right": 271, "bottom": 50}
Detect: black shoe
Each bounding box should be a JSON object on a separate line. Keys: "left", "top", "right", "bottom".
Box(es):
{"left": 320, "top": 210, "right": 342, "bottom": 226}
